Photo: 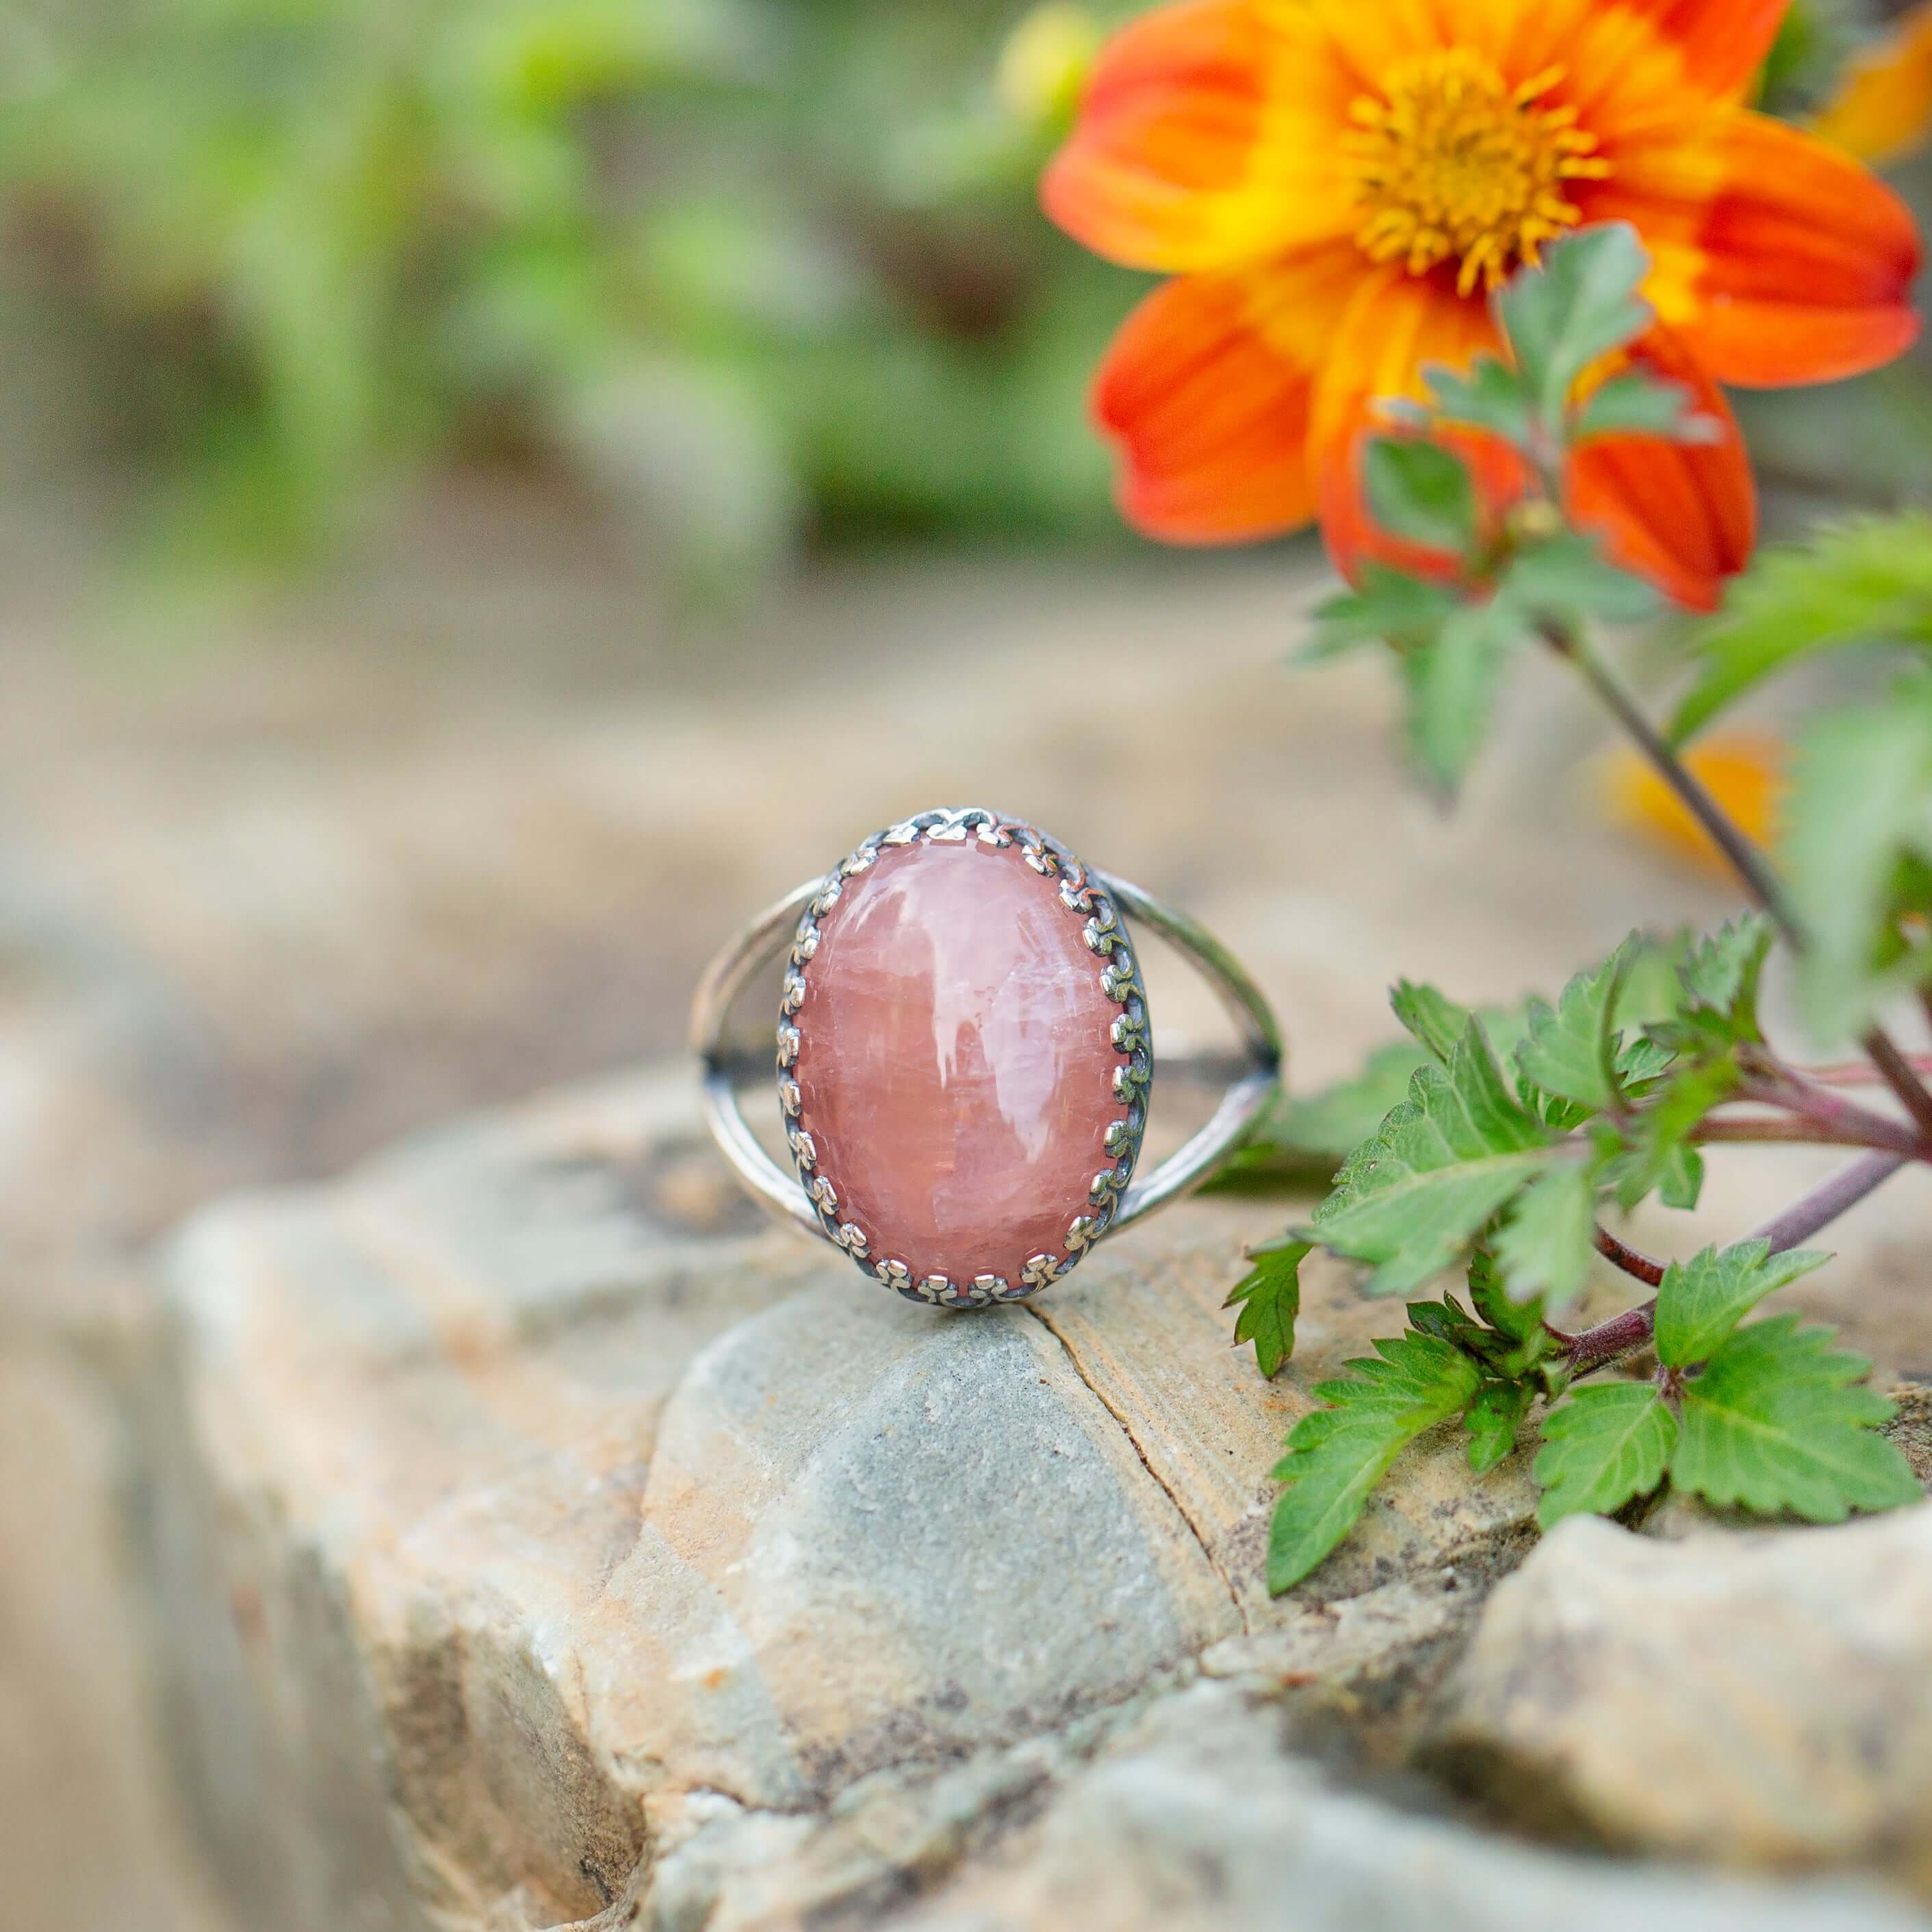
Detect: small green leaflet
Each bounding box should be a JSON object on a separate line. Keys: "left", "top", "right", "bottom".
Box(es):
{"left": 1225, "top": 1237, "right": 1309, "bottom": 1378}
{"left": 1514, "top": 932, "right": 1646, "bottom": 1113}
{"left": 1402, "top": 600, "right": 1519, "bottom": 793}
{"left": 1491, "top": 1159, "right": 1599, "bottom": 1306}
{"left": 1497, "top": 533, "right": 1662, "bottom": 631}
{"left": 1675, "top": 915, "right": 1773, "bottom": 1044}
{"left": 1784, "top": 676, "right": 1932, "bottom": 1039}
{"left": 1673, "top": 1317, "right": 1920, "bottom": 1521}
{"left": 1311, "top": 1020, "right": 1554, "bottom": 1298}
{"left": 1652, "top": 1239, "right": 1829, "bottom": 1368}
{"left": 1497, "top": 224, "right": 1652, "bottom": 430}
{"left": 1572, "top": 372, "right": 1714, "bottom": 446}
{"left": 1420, "top": 353, "right": 1533, "bottom": 450}
{"left": 1671, "top": 513, "right": 1932, "bottom": 743}
{"left": 1391, "top": 980, "right": 1476, "bottom": 1064}
{"left": 1306, "top": 566, "right": 1460, "bottom": 659}
{"left": 1362, "top": 436, "right": 1479, "bottom": 557}
{"left": 1268, "top": 1332, "right": 1480, "bottom": 1590}
{"left": 1466, "top": 1378, "right": 1533, "bottom": 1475}
{"left": 1533, "top": 1382, "right": 1677, "bottom": 1527}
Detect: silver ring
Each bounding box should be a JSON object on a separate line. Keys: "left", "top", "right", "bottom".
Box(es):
{"left": 690, "top": 807, "right": 1283, "bottom": 1308}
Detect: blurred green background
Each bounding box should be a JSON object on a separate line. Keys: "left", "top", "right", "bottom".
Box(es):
{"left": 3, "top": 0, "right": 1927, "bottom": 614}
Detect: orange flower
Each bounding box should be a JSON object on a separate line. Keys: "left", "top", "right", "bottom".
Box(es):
{"left": 1814, "top": 2, "right": 1932, "bottom": 168}
{"left": 1042, "top": 0, "right": 1922, "bottom": 608}
{"left": 1601, "top": 732, "right": 1786, "bottom": 873}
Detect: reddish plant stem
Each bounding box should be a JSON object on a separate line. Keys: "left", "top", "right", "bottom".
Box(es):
{"left": 1803, "top": 1054, "right": 1932, "bottom": 1087}
{"left": 1562, "top": 1151, "right": 1909, "bottom": 1378}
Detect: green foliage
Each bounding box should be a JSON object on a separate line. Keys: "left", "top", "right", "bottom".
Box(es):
{"left": 1308, "top": 569, "right": 1462, "bottom": 659}
{"left": 1671, "top": 1316, "right": 1919, "bottom": 1520}
{"left": 1572, "top": 372, "right": 1711, "bottom": 445}
{"left": 1465, "top": 1378, "right": 1533, "bottom": 1474}
{"left": 1497, "top": 224, "right": 1652, "bottom": 432}
{"left": 1652, "top": 1240, "right": 1828, "bottom": 1367}
{"left": 1267, "top": 1330, "right": 1480, "bottom": 1591}
{"left": 1402, "top": 602, "right": 1518, "bottom": 791}
{"left": 1783, "top": 673, "right": 1932, "bottom": 1039}
{"left": 1224, "top": 1239, "right": 1308, "bottom": 1379}
{"left": 1513, "top": 932, "right": 1649, "bottom": 1113}
{"left": 1491, "top": 1161, "right": 1598, "bottom": 1306}
{"left": 1362, "top": 438, "right": 1479, "bottom": 557}
{"left": 1534, "top": 1382, "right": 1677, "bottom": 1527}
{"left": 1309, "top": 1020, "right": 1556, "bottom": 1298}
{"left": 1670, "top": 515, "right": 1932, "bottom": 743}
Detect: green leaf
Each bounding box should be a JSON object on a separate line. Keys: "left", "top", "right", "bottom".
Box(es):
{"left": 1671, "top": 514, "right": 1932, "bottom": 743}
{"left": 1492, "top": 1159, "right": 1599, "bottom": 1306}
{"left": 1515, "top": 933, "right": 1645, "bottom": 1113}
{"left": 1499, "top": 533, "right": 1663, "bottom": 630}
{"left": 1658, "top": 1142, "right": 1705, "bottom": 1211}
{"left": 1498, "top": 224, "right": 1652, "bottom": 428}
{"left": 1571, "top": 372, "right": 1714, "bottom": 445}
{"left": 1225, "top": 1238, "right": 1309, "bottom": 1378}
{"left": 1403, "top": 600, "right": 1521, "bottom": 792}
{"left": 1390, "top": 981, "right": 1473, "bottom": 1065}
{"left": 1267, "top": 1331, "right": 1481, "bottom": 1590}
{"left": 1312, "top": 1020, "right": 1555, "bottom": 1297}
{"left": 1306, "top": 566, "right": 1460, "bottom": 660}
{"left": 1653, "top": 1239, "right": 1830, "bottom": 1368}
{"left": 1362, "top": 436, "right": 1479, "bottom": 557}
{"left": 1467, "top": 1377, "right": 1533, "bottom": 1474}
{"left": 1421, "top": 353, "right": 1533, "bottom": 448}
{"left": 1674, "top": 1316, "right": 1920, "bottom": 1521}
{"left": 1783, "top": 676, "right": 1932, "bottom": 1040}
{"left": 1533, "top": 1381, "right": 1679, "bottom": 1528}
{"left": 1467, "top": 1248, "right": 1549, "bottom": 1355}
{"left": 1610, "top": 1052, "right": 1742, "bottom": 1212}
{"left": 1676, "top": 914, "right": 1774, "bottom": 1043}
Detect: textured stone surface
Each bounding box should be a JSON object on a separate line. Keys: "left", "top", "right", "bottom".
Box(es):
{"left": 793, "top": 835, "right": 1126, "bottom": 1291}
{"left": 136, "top": 1064, "right": 1547, "bottom": 1932}
{"left": 1430, "top": 1510, "right": 1932, "bottom": 1886}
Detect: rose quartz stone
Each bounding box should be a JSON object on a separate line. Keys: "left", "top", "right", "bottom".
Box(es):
{"left": 793, "top": 838, "right": 1127, "bottom": 1289}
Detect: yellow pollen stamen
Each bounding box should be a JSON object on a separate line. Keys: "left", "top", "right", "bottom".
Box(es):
{"left": 1345, "top": 51, "right": 1612, "bottom": 296}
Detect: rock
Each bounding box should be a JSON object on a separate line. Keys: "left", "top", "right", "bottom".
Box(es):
{"left": 890, "top": 1682, "right": 1927, "bottom": 1932}
{"left": 136, "top": 1062, "right": 1541, "bottom": 1932}
{"left": 1428, "top": 1510, "right": 1932, "bottom": 1888}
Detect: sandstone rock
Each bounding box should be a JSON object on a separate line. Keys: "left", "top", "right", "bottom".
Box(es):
{"left": 136, "top": 1063, "right": 1541, "bottom": 1932}
{"left": 1430, "top": 1509, "right": 1932, "bottom": 1888}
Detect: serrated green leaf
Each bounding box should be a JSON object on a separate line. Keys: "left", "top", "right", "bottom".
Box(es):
{"left": 1390, "top": 981, "right": 1473, "bottom": 1065}
{"left": 1671, "top": 514, "right": 1932, "bottom": 743}
{"left": 1403, "top": 600, "right": 1521, "bottom": 793}
{"left": 1363, "top": 436, "right": 1479, "bottom": 556}
{"left": 1467, "top": 1378, "right": 1533, "bottom": 1474}
{"left": 1677, "top": 914, "right": 1774, "bottom": 1042}
{"left": 1534, "top": 1381, "right": 1678, "bottom": 1527}
{"left": 1492, "top": 1159, "right": 1599, "bottom": 1306}
{"left": 1305, "top": 565, "right": 1460, "bottom": 660}
{"left": 1468, "top": 1248, "right": 1548, "bottom": 1352}
{"left": 1610, "top": 1052, "right": 1741, "bottom": 1212}
{"left": 1784, "top": 676, "right": 1932, "bottom": 1040}
{"left": 1572, "top": 372, "right": 1713, "bottom": 445}
{"left": 1515, "top": 933, "right": 1645, "bottom": 1113}
{"left": 1225, "top": 1237, "right": 1309, "bottom": 1378}
{"left": 1653, "top": 1239, "right": 1829, "bottom": 1368}
{"left": 1421, "top": 353, "right": 1533, "bottom": 448}
{"left": 1498, "top": 224, "right": 1652, "bottom": 428}
{"left": 1674, "top": 1316, "right": 1921, "bottom": 1521}
{"left": 1312, "top": 1020, "right": 1555, "bottom": 1297}
{"left": 1267, "top": 1331, "right": 1481, "bottom": 1590}
{"left": 1498, "top": 533, "right": 1663, "bottom": 630}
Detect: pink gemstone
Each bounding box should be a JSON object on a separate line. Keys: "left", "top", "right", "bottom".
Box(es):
{"left": 792, "top": 838, "right": 1129, "bottom": 1291}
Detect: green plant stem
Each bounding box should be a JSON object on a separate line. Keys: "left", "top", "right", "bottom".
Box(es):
{"left": 1564, "top": 1150, "right": 1909, "bottom": 1376}
{"left": 1541, "top": 619, "right": 1932, "bottom": 1145}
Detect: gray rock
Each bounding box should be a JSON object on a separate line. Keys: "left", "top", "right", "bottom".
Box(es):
{"left": 1430, "top": 1510, "right": 1932, "bottom": 1889}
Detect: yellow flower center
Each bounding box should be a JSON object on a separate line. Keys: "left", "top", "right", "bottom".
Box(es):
{"left": 1346, "top": 51, "right": 1611, "bottom": 296}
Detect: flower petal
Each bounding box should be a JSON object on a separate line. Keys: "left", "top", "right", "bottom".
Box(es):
{"left": 1564, "top": 327, "right": 1755, "bottom": 610}
{"left": 1594, "top": 112, "right": 1922, "bottom": 386}
{"left": 1040, "top": 0, "right": 1358, "bottom": 272}
{"left": 1311, "top": 270, "right": 1520, "bottom": 582}
{"left": 1813, "top": 1, "right": 1932, "bottom": 166}
{"left": 1596, "top": 0, "right": 1787, "bottom": 102}
{"left": 1093, "top": 246, "right": 1363, "bottom": 543}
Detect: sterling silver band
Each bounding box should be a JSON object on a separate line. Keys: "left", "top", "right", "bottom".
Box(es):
{"left": 691, "top": 808, "right": 1283, "bottom": 1301}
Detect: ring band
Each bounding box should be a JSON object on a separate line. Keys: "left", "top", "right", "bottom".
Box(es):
{"left": 691, "top": 807, "right": 1283, "bottom": 1307}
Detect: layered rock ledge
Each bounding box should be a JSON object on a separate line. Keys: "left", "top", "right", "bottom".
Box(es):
{"left": 132, "top": 1064, "right": 1932, "bottom": 1931}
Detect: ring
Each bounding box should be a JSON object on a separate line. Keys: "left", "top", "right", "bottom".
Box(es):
{"left": 691, "top": 807, "right": 1284, "bottom": 1309}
